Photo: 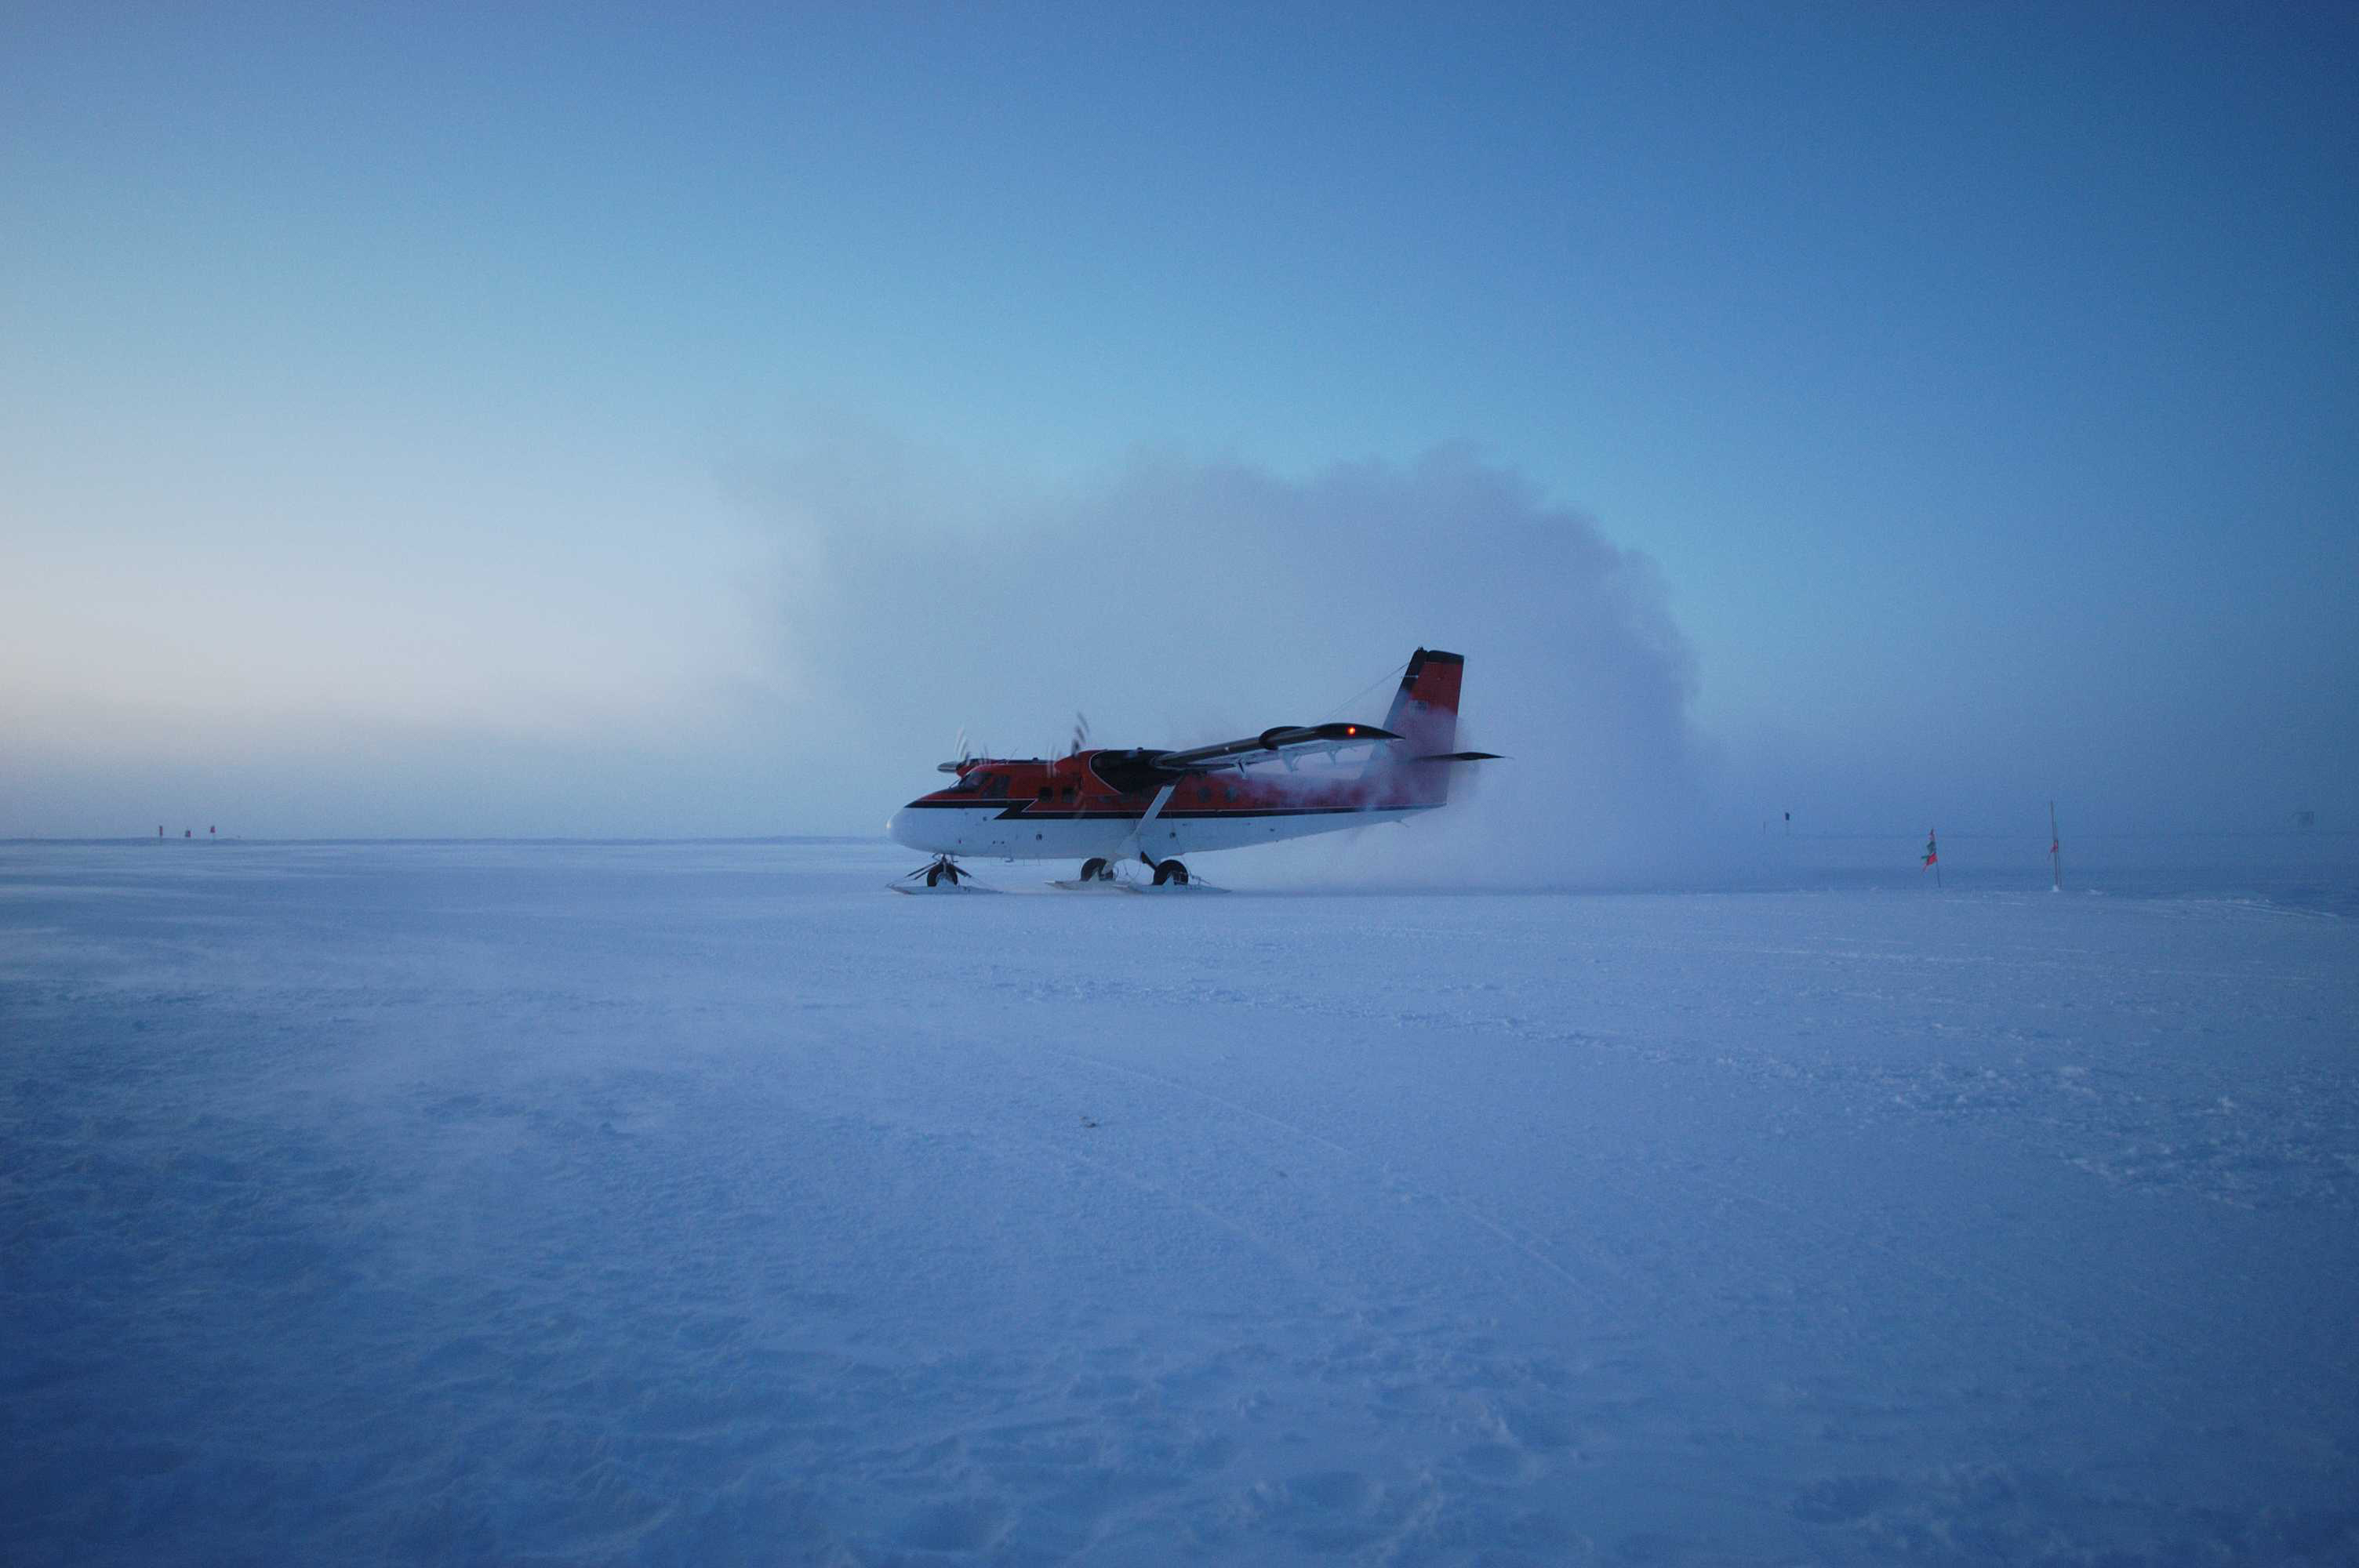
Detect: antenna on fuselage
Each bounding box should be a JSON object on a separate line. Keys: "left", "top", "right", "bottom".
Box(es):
{"left": 1316, "top": 658, "right": 1412, "bottom": 724}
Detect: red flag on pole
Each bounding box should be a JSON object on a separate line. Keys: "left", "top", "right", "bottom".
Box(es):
{"left": 1922, "top": 829, "right": 1938, "bottom": 868}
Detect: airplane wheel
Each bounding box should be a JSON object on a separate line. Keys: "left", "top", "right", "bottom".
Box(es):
{"left": 1080, "top": 857, "right": 1108, "bottom": 882}
{"left": 926, "top": 865, "right": 942, "bottom": 887}
{"left": 1154, "top": 858, "right": 1188, "bottom": 886}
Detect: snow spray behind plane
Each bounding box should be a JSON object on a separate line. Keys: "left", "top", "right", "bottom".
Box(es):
{"left": 757, "top": 443, "right": 1712, "bottom": 884}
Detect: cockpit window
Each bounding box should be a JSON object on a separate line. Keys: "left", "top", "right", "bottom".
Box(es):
{"left": 947, "top": 771, "right": 1009, "bottom": 797}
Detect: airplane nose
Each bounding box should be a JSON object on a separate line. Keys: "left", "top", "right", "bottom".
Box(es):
{"left": 887, "top": 806, "right": 915, "bottom": 848}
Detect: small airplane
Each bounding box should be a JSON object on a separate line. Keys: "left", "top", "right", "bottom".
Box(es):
{"left": 888, "top": 648, "right": 1497, "bottom": 890}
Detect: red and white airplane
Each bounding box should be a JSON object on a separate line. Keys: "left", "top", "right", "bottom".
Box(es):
{"left": 888, "top": 648, "right": 1496, "bottom": 888}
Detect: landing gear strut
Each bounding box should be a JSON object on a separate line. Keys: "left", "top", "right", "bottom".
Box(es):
{"left": 903, "top": 855, "right": 967, "bottom": 888}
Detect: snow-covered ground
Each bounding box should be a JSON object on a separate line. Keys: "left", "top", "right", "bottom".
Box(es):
{"left": 5, "top": 836, "right": 2356, "bottom": 1565}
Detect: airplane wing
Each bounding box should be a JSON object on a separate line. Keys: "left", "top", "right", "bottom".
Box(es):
{"left": 1149, "top": 722, "right": 1401, "bottom": 774}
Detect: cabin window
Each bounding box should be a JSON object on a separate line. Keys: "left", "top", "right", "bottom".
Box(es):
{"left": 950, "top": 771, "right": 1009, "bottom": 797}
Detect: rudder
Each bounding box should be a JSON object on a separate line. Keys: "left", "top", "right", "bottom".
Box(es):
{"left": 1376, "top": 648, "right": 1465, "bottom": 804}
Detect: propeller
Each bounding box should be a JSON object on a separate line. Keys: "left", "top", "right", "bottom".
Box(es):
{"left": 1067, "top": 712, "right": 1091, "bottom": 757}
{"left": 936, "top": 728, "right": 975, "bottom": 775}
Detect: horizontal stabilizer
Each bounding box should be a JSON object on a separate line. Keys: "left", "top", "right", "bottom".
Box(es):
{"left": 1412, "top": 751, "right": 1503, "bottom": 762}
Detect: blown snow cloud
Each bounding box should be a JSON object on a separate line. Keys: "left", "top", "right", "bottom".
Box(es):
{"left": 748, "top": 440, "right": 1710, "bottom": 880}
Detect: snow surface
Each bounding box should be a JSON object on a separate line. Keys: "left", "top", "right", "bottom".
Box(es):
{"left": 5, "top": 836, "right": 2357, "bottom": 1565}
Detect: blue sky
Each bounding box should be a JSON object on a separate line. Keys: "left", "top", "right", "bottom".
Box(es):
{"left": 5, "top": 3, "right": 2354, "bottom": 839}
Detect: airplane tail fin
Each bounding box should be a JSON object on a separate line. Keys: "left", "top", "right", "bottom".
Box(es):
{"left": 1372, "top": 648, "right": 1469, "bottom": 805}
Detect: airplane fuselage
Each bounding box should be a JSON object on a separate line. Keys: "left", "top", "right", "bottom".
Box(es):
{"left": 887, "top": 750, "right": 1436, "bottom": 862}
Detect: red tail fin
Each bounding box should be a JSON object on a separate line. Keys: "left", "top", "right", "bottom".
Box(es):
{"left": 1374, "top": 648, "right": 1465, "bottom": 804}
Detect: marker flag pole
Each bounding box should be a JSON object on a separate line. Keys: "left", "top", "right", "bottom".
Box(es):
{"left": 2049, "top": 800, "right": 2062, "bottom": 892}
